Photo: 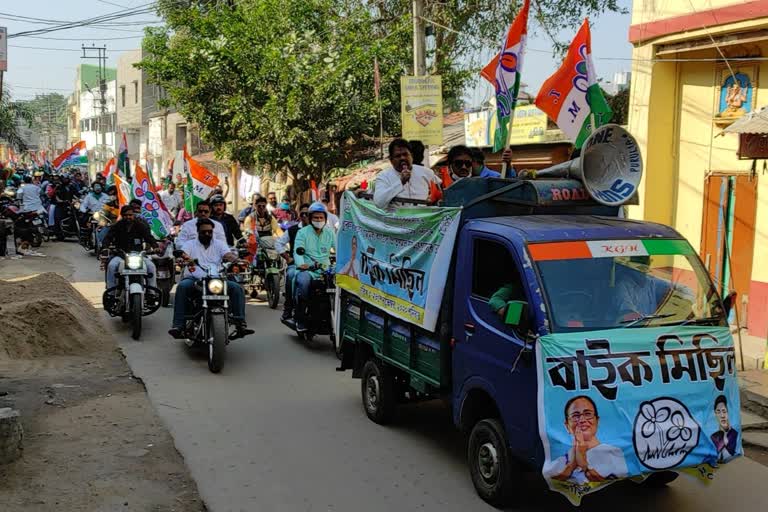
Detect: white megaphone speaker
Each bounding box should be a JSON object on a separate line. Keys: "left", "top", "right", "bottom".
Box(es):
{"left": 534, "top": 124, "right": 643, "bottom": 206}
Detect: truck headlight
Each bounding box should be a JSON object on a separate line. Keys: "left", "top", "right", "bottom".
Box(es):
{"left": 126, "top": 255, "right": 143, "bottom": 269}
{"left": 208, "top": 279, "right": 225, "bottom": 295}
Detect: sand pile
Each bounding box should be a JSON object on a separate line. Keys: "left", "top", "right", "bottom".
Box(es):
{"left": 0, "top": 273, "right": 112, "bottom": 360}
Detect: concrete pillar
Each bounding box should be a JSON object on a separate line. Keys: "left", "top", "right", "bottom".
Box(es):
{"left": 0, "top": 408, "right": 23, "bottom": 464}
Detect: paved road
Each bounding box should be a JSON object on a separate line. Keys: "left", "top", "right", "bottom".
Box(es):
{"left": 52, "top": 242, "right": 768, "bottom": 512}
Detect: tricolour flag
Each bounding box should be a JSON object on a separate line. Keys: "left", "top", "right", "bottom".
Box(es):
{"left": 534, "top": 19, "right": 613, "bottom": 148}
{"left": 102, "top": 157, "right": 116, "bottom": 186}
{"left": 182, "top": 146, "right": 219, "bottom": 213}
{"left": 117, "top": 132, "right": 130, "bottom": 179}
{"left": 132, "top": 164, "right": 174, "bottom": 239}
{"left": 480, "top": 0, "right": 530, "bottom": 152}
{"left": 53, "top": 141, "right": 88, "bottom": 170}
{"left": 113, "top": 173, "right": 132, "bottom": 211}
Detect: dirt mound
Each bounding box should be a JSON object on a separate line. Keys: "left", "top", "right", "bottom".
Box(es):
{"left": 0, "top": 273, "right": 112, "bottom": 360}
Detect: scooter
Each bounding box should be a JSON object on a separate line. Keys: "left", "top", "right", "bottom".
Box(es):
{"left": 102, "top": 249, "right": 162, "bottom": 340}
{"left": 55, "top": 201, "right": 81, "bottom": 241}
{"left": 282, "top": 247, "right": 337, "bottom": 348}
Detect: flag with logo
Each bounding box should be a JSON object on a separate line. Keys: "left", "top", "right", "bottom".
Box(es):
{"left": 53, "top": 140, "right": 88, "bottom": 170}
{"left": 534, "top": 19, "right": 613, "bottom": 148}
{"left": 132, "top": 163, "right": 173, "bottom": 239}
{"left": 182, "top": 146, "right": 219, "bottom": 213}
{"left": 480, "top": 0, "right": 530, "bottom": 151}
{"left": 117, "top": 132, "right": 130, "bottom": 179}
{"left": 113, "top": 173, "right": 132, "bottom": 212}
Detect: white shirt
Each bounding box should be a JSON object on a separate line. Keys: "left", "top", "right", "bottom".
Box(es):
{"left": 79, "top": 193, "right": 110, "bottom": 213}
{"left": 373, "top": 164, "right": 439, "bottom": 209}
{"left": 159, "top": 190, "right": 182, "bottom": 214}
{"left": 326, "top": 211, "right": 340, "bottom": 231}
{"left": 181, "top": 238, "right": 234, "bottom": 279}
{"left": 18, "top": 183, "right": 43, "bottom": 213}
{"left": 177, "top": 217, "right": 228, "bottom": 246}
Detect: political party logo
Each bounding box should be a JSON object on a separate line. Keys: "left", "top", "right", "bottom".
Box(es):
{"left": 633, "top": 397, "right": 700, "bottom": 470}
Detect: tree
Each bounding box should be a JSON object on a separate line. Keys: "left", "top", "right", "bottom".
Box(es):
{"left": 141, "top": 0, "right": 624, "bottom": 183}
{"left": 0, "top": 91, "right": 34, "bottom": 152}
{"left": 608, "top": 87, "right": 629, "bottom": 126}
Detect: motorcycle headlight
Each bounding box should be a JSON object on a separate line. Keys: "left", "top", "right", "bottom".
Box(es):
{"left": 208, "top": 279, "right": 225, "bottom": 295}
{"left": 92, "top": 211, "right": 102, "bottom": 222}
{"left": 126, "top": 255, "right": 143, "bottom": 269}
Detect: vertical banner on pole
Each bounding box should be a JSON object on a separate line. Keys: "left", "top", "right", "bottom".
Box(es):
{"left": 0, "top": 27, "right": 7, "bottom": 72}
{"left": 400, "top": 76, "right": 443, "bottom": 145}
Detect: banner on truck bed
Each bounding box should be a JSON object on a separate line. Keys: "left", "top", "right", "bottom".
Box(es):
{"left": 336, "top": 191, "right": 460, "bottom": 330}
{"left": 536, "top": 326, "right": 741, "bottom": 506}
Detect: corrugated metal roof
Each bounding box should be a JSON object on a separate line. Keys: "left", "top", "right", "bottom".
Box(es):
{"left": 723, "top": 106, "right": 768, "bottom": 134}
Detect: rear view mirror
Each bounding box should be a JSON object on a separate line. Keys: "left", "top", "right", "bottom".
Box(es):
{"left": 722, "top": 291, "right": 737, "bottom": 316}
{"left": 504, "top": 300, "right": 527, "bottom": 326}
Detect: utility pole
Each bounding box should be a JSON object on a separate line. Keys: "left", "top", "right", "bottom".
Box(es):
{"left": 412, "top": 0, "right": 426, "bottom": 76}
{"left": 81, "top": 45, "right": 108, "bottom": 171}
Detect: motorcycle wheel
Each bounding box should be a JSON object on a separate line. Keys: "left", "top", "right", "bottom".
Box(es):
{"left": 208, "top": 314, "right": 227, "bottom": 373}
{"left": 31, "top": 231, "right": 42, "bottom": 248}
{"left": 267, "top": 274, "right": 280, "bottom": 309}
{"left": 159, "top": 280, "right": 172, "bottom": 307}
{"left": 130, "top": 293, "right": 142, "bottom": 340}
{"left": 91, "top": 230, "right": 99, "bottom": 256}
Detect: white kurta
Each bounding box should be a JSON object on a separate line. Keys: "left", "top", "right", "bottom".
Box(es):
{"left": 176, "top": 218, "right": 228, "bottom": 246}
{"left": 372, "top": 165, "right": 438, "bottom": 209}
{"left": 542, "top": 443, "right": 628, "bottom": 484}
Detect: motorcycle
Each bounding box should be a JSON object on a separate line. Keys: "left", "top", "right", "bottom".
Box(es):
{"left": 173, "top": 253, "right": 238, "bottom": 373}
{"left": 79, "top": 211, "right": 97, "bottom": 253}
{"left": 282, "top": 247, "right": 337, "bottom": 347}
{"left": 0, "top": 199, "right": 44, "bottom": 250}
{"left": 151, "top": 237, "right": 177, "bottom": 307}
{"left": 101, "top": 249, "right": 162, "bottom": 340}
{"left": 55, "top": 201, "right": 81, "bottom": 241}
{"left": 243, "top": 237, "right": 284, "bottom": 308}
{"left": 90, "top": 209, "right": 115, "bottom": 257}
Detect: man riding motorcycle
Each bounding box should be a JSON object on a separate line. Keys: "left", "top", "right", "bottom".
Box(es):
{"left": 177, "top": 200, "right": 227, "bottom": 245}
{"left": 80, "top": 183, "right": 110, "bottom": 216}
{"left": 168, "top": 218, "right": 254, "bottom": 339}
{"left": 246, "top": 195, "right": 283, "bottom": 250}
{"left": 276, "top": 203, "right": 309, "bottom": 322}
{"left": 210, "top": 194, "right": 242, "bottom": 246}
{"left": 52, "top": 174, "right": 77, "bottom": 236}
{"left": 102, "top": 205, "right": 158, "bottom": 290}
{"left": 293, "top": 202, "right": 336, "bottom": 332}
{"left": 159, "top": 182, "right": 182, "bottom": 218}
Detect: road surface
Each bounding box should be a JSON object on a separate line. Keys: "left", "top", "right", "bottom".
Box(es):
{"left": 50, "top": 242, "right": 768, "bottom": 512}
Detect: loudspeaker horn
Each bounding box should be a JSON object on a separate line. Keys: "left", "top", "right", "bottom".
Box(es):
{"left": 534, "top": 124, "right": 643, "bottom": 206}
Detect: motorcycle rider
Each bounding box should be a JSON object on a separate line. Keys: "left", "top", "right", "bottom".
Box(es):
{"left": 176, "top": 200, "right": 227, "bottom": 245}
{"left": 18, "top": 175, "right": 44, "bottom": 213}
{"left": 52, "top": 174, "right": 77, "bottom": 236}
{"left": 276, "top": 203, "right": 309, "bottom": 322}
{"left": 293, "top": 202, "right": 336, "bottom": 332}
{"left": 159, "top": 182, "right": 182, "bottom": 218}
{"left": 102, "top": 205, "right": 158, "bottom": 290}
{"left": 79, "top": 182, "right": 110, "bottom": 217}
{"left": 169, "top": 218, "right": 254, "bottom": 339}
{"left": 246, "top": 195, "right": 283, "bottom": 250}
{"left": 210, "top": 194, "right": 242, "bottom": 246}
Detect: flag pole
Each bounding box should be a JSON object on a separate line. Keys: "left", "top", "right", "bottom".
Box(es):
{"left": 501, "top": 105, "right": 518, "bottom": 179}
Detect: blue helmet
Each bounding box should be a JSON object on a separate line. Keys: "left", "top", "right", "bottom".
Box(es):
{"left": 307, "top": 201, "right": 327, "bottom": 218}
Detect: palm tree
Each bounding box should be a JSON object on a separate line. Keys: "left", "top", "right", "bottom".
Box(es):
{"left": 0, "top": 90, "right": 34, "bottom": 152}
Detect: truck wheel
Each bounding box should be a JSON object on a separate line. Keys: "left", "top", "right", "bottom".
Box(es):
{"left": 208, "top": 314, "right": 227, "bottom": 373}
{"left": 130, "top": 293, "right": 143, "bottom": 340}
{"left": 640, "top": 471, "right": 678, "bottom": 487}
{"left": 361, "top": 359, "right": 395, "bottom": 424}
{"left": 468, "top": 418, "right": 516, "bottom": 508}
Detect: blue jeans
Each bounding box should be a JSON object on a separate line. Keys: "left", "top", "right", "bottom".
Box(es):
{"left": 284, "top": 265, "right": 297, "bottom": 311}
{"left": 172, "top": 277, "right": 246, "bottom": 328}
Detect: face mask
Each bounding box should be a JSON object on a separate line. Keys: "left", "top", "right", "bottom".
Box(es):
{"left": 312, "top": 220, "right": 326, "bottom": 230}
{"left": 93, "top": 187, "right": 103, "bottom": 194}
{"left": 198, "top": 233, "right": 213, "bottom": 245}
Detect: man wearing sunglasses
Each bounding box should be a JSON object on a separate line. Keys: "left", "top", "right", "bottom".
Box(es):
{"left": 176, "top": 200, "right": 228, "bottom": 246}
{"left": 275, "top": 203, "right": 310, "bottom": 322}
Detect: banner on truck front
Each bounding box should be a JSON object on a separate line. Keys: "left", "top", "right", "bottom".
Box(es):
{"left": 335, "top": 191, "right": 461, "bottom": 331}
{"left": 536, "top": 325, "right": 741, "bottom": 505}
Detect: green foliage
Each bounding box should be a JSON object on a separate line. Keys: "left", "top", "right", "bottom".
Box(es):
{"left": 141, "top": 0, "right": 624, "bottom": 182}
{"left": 0, "top": 91, "right": 35, "bottom": 151}
{"left": 608, "top": 87, "right": 630, "bottom": 126}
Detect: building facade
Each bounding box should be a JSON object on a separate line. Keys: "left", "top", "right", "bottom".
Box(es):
{"left": 627, "top": 0, "right": 768, "bottom": 336}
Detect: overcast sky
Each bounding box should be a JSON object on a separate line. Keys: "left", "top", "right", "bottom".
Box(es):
{"left": 3, "top": 0, "right": 634, "bottom": 105}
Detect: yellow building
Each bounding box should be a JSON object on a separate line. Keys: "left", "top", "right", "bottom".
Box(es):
{"left": 628, "top": 0, "right": 768, "bottom": 338}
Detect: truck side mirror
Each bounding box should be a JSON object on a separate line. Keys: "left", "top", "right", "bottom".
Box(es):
{"left": 722, "top": 291, "right": 737, "bottom": 316}
{"left": 504, "top": 300, "right": 527, "bottom": 326}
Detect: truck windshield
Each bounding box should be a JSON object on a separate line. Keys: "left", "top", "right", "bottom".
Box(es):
{"left": 528, "top": 239, "right": 727, "bottom": 332}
